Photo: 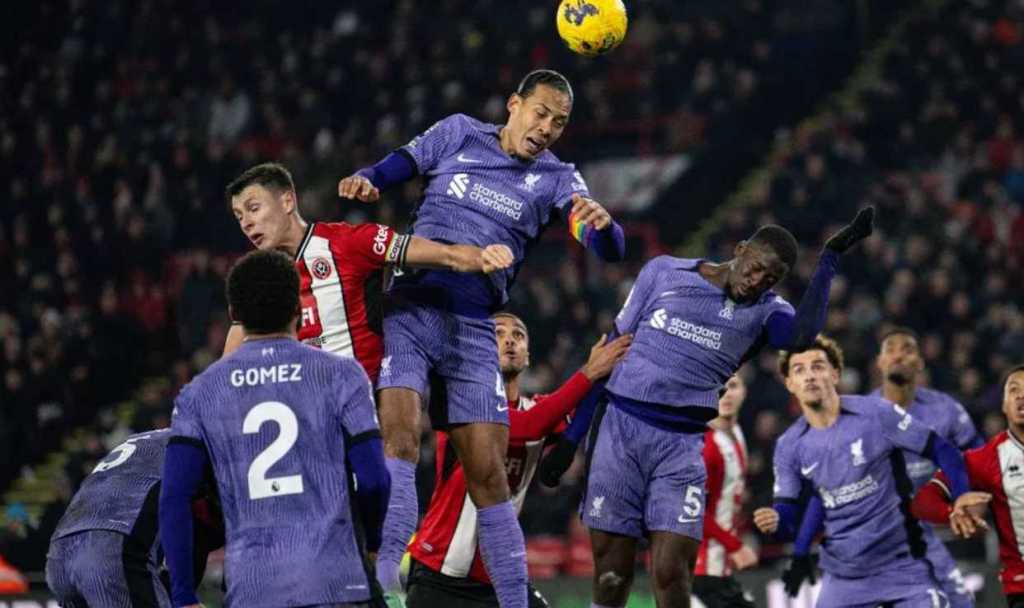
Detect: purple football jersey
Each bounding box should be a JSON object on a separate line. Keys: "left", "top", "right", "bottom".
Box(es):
{"left": 773, "top": 395, "right": 934, "bottom": 578}
{"left": 53, "top": 429, "right": 172, "bottom": 542}
{"left": 171, "top": 338, "right": 380, "bottom": 606}
{"left": 606, "top": 256, "right": 793, "bottom": 410}
{"left": 867, "top": 387, "right": 979, "bottom": 607}
{"left": 868, "top": 387, "right": 979, "bottom": 490}
{"left": 396, "top": 113, "right": 589, "bottom": 307}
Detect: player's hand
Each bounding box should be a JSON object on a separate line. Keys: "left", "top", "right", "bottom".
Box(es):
{"left": 728, "top": 545, "right": 759, "bottom": 571}
{"left": 570, "top": 194, "right": 612, "bottom": 231}
{"left": 338, "top": 175, "right": 381, "bottom": 203}
{"left": 581, "top": 333, "right": 633, "bottom": 381}
{"left": 481, "top": 244, "right": 514, "bottom": 274}
{"left": 824, "top": 206, "right": 874, "bottom": 253}
{"left": 781, "top": 554, "right": 817, "bottom": 597}
{"left": 950, "top": 491, "right": 991, "bottom": 538}
{"left": 753, "top": 507, "right": 779, "bottom": 534}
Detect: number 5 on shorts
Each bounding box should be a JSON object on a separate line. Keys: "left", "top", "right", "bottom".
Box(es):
{"left": 682, "top": 485, "right": 703, "bottom": 519}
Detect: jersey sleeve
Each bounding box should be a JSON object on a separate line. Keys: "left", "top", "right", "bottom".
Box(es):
{"left": 614, "top": 256, "right": 665, "bottom": 335}
{"left": 400, "top": 114, "right": 467, "bottom": 173}
{"left": 170, "top": 384, "right": 204, "bottom": 444}
{"left": 772, "top": 433, "right": 802, "bottom": 503}
{"left": 332, "top": 359, "right": 381, "bottom": 443}
{"left": 339, "top": 223, "right": 411, "bottom": 270}
{"left": 948, "top": 399, "right": 981, "bottom": 449}
{"left": 508, "top": 372, "right": 592, "bottom": 443}
{"left": 554, "top": 166, "right": 592, "bottom": 214}
{"left": 878, "top": 401, "right": 933, "bottom": 455}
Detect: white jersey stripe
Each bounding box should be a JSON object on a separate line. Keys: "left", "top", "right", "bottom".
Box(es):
{"left": 302, "top": 235, "right": 355, "bottom": 357}
{"left": 440, "top": 493, "right": 479, "bottom": 577}
{"left": 998, "top": 437, "right": 1024, "bottom": 560}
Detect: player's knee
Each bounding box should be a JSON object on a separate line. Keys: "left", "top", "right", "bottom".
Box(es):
{"left": 650, "top": 557, "right": 688, "bottom": 591}
{"left": 383, "top": 430, "right": 420, "bottom": 462}
{"left": 464, "top": 458, "right": 510, "bottom": 504}
{"left": 594, "top": 567, "right": 633, "bottom": 600}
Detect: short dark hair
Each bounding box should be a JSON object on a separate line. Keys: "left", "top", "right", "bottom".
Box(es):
{"left": 778, "top": 335, "right": 845, "bottom": 377}
{"left": 516, "top": 69, "right": 574, "bottom": 105}
{"left": 225, "top": 162, "right": 296, "bottom": 203}
{"left": 1005, "top": 364, "right": 1024, "bottom": 390}
{"left": 226, "top": 250, "right": 300, "bottom": 334}
{"left": 749, "top": 224, "right": 798, "bottom": 271}
{"left": 879, "top": 325, "right": 920, "bottom": 345}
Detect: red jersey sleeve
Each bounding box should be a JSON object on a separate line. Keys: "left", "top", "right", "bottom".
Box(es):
{"left": 702, "top": 432, "right": 743, "bottom": 552}
{"left": 339, "top": 223, "right": 411, "bottom": 270}
{"left": 911, "top": 471, "right": 954, "bottom": 524}
{"left": 508, "top": 372, "right": 592, "bottom": 443}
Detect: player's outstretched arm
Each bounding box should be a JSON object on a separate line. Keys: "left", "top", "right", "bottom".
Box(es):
{"left": 511, "top": 333, "right": 631, "bottom": 443}
{"left": 339, "top": 151, "right": 418, "bottom": 203}
{"left": 403, "top": 236, "right": 514, "bottom": 274}
{"left": 563, "top": 194, "right": 625, "bottom": 262}
{"left": 765, "top": 206, "right": 876, "bottom": 350}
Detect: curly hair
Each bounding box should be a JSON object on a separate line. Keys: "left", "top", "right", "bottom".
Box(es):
{"left": 226, "top": 250, "right": 300, "bottom": 334}
{"left": 778, "top": 335, "right": 845, "bottom": 377}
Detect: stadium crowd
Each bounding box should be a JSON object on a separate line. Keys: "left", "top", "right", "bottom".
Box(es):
{"left": 702, "top": 0, "right": 1024, "bottom": 509}
{"left": 1, "top": 0, "right": 1021, "bottom": 593}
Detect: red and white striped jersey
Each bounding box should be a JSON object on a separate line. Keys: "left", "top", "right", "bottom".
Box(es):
{"left": 294, "top": 222, "right": 409, "bottom": 383}
{"left": 695, "top": 424, "right": 748, "bottom": 577}
{"left": 410, "top": 372, "right": 592, "bottom": 584}
{"left": 925, "top": 431, "right": 1024, "bottom": 595}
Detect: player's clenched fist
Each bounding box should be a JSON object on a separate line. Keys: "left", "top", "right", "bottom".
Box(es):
{"left": 338, "top": 175, "right": 381, "bottom": 202}
{"left": 481, "top": 244, "right": 514, "bottom": 274}
{"left": 570, "top": 193, "right": 612, "bottom": 230}
{"left": 753, "top": 507, "right": 780, "bottom": 534}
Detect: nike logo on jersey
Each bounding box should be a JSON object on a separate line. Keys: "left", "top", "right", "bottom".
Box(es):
{"left": 457, "top": 153, "right": 483, "bottom": 163}
{"left": 801, "top": 462, "right": 819, "bottom": 476}
{"left": 496, "top": 404, "right": 509, "bottom": 412}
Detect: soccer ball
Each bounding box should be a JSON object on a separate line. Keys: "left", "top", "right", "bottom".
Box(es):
{"left": 556, "top": 0, "right": 628, "bottom": 57}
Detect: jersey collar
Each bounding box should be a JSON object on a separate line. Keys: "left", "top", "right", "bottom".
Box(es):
{"left": 294, "top": 222, "right": 316, "bottom": 260}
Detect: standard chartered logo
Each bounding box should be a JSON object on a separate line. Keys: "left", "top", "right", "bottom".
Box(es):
{"left": 447, "top": 173, "right": 470, "bottom": 198}
{"left": 445, "top": 174, "right": 524, "bottom": 221}
{"left": 650, "top": 308, "right": 668, "bottom": 329}
{"left": 649, "top": 308, "right": 722, "bottom": 350}
{"left": 819, "top": 474, "right": 880, "bottom": 508}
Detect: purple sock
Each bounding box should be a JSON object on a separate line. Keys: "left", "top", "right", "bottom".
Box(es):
{"left": 477, "top": 501, "right": 528, "bottom": 608}
{"left": 376, "top": 457, "right": 418, "bottom": 592}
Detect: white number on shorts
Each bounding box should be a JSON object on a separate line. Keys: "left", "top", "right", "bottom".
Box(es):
{"left": 92, "top": 435, "right": 149, "bottom": 473}
{"left": 244, "top": 401, "right": 304, "bottom": 500}
{"left": 495, "top": 371, "right": 507, "bottom": 398}
{"left": 926, "top": 588, "right": 949, "bottom": 608}
{"left": 683, "top": 485, "right": 703, "bottom": 517}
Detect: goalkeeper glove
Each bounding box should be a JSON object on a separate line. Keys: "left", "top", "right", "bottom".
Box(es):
{"left": 538, "top": 438, "right": 578, "bottom": 488}
{"left": 782, "top": 554, "right": 817, "bottom": 597}
{"left": 825, "top": 206, "right": 875, "bottom": 253}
